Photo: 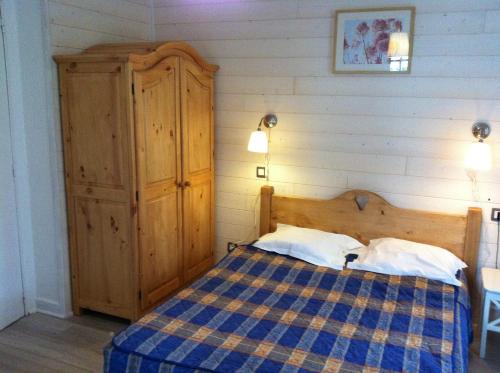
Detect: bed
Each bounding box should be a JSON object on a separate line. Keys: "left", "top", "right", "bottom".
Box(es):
{"left": 104, "top": 186, "right": 482, "bottom": 372}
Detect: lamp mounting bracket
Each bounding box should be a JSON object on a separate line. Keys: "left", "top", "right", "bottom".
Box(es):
{"left": 472, "top": 121, "right": 491, "bottom": 141}
{"left": 260, "top": 114, "right": 278, "bottom": 129}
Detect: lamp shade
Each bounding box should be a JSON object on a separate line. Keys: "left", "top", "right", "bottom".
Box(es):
{"left": 464, "top": 141, "right": 492, "bottom": 171}
{"left": 248, "top": 130, "right": 268, "bottom": 153}
{"left": 388, "top": 32, "right": 409, "bottom": 58}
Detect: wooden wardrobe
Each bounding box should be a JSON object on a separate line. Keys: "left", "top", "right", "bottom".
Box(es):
{"left": 54, "top": 42, "right": 218, "bottom": 320}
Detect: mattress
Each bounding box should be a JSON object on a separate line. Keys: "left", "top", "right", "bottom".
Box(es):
{"left": 104, "top": 245, "right": 472, "bottom": 373}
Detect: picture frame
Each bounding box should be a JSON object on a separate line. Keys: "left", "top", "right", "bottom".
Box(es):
{"left": 333, "top": 7, "right": 415, "bottom": 74}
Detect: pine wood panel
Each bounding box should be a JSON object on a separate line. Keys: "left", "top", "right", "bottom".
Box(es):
{"left": 184, "top": 70, "right": 212, "bottom": 174}
{"left": 134, "top": 56, "right": 183, "bottom": 310}
{"left": 181, "top": 59, "right": 215, "bottom": 282}
{"left": 84, "top": 41, "right": 165, "bottom": 55}
{"left": 74, "top": 198, "right": 133, "bottom": 319}
{"left": 465, "top": 208, "right": 482, "bottom": 310}
{"left": 141, "top": 195, "right": 181, "bottom": 307}
{"left": 66, "top": 65, "right": 125, "bottom": 188}
{"left": 183, "top": 180, "right": 213, "bottom": 281}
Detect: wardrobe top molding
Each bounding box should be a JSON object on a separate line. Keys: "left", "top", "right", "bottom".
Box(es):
{"left": 53, "top": 41, "right": 219, "bottom": 74}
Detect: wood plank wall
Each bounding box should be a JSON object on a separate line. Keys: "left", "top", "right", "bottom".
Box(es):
{"left": 154, "top": 0, "right": 500, "bottom": 276}
{"left": 48, "top": 0, "right": 153, "bottom": 54}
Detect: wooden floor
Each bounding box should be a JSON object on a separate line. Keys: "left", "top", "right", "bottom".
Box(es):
{"left": 0, "top": 312, "right": 499, "bottom": 372}
{"left": 470, "top": 333, "right": 500, "bottom": 373}
{"left": 0, "top": 312, "right": 128, "bottom": 372}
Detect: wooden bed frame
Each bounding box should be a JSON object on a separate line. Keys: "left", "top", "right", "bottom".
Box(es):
{"left": 259, "top": 185, "right": 482, "bottom": 307}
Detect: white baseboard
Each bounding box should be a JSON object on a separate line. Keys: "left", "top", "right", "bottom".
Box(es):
{"left": 36, "top": 297, "right": 73, "bottom": 319}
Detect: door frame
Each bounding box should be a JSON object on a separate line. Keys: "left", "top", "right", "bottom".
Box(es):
{"left": 0, "top": 0, "right": 25, "bottom": 326}
{"left": 0, "top": 0, "right": 42, "bottom": 315}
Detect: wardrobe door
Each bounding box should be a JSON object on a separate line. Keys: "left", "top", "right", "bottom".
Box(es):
{"left": 59, "top": 62, "right": 134, "bottom": 319}
{"left": 180, "top": 59, "right": 215, "bottom": 282}
{"left": 134, "top": 57, "right": 183, "bottom": 310}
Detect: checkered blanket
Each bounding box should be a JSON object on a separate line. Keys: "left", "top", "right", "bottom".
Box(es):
{"left": 104, "top": 246, "right": 471, "bottom": 372}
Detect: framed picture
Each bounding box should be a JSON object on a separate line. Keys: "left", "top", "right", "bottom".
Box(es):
{"left": 333, "top": 7, "right": 415, "bottom": 74}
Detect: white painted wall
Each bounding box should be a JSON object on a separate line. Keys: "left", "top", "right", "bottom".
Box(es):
{"left": 153, "top": 0, "right": 500, "bottom": 282}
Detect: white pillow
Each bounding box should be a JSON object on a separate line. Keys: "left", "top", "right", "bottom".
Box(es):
{"left": 347, "top": 238, "right": 467, "bottom": 286}
{"left": 253, "top": 224, "right": 364, "bottom": 270}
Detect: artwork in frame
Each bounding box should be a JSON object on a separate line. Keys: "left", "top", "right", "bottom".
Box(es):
{"left": 333, "top": 7, "right": 415, "bottom": 74}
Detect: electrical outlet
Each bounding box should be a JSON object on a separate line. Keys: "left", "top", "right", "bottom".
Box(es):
{"left": 256, "top": 166, "right": 266, "bottom": 179}
{"left": 491, "top": 208, "right": 500, "bottom": 222}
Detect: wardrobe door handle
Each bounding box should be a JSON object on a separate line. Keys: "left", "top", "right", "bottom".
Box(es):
{"left": 177, "top": 181, "right": 191, "bottom": 189}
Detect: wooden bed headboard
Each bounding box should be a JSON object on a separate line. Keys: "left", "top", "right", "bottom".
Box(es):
{"left": 259, "top": 185, "right": 482, "bottom": 300}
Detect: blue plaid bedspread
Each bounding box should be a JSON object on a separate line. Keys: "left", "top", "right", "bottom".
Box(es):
{"left": 104, "top": 246, "right": 472, "bottom": 372}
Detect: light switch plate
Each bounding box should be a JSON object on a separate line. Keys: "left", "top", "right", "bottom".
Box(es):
{"left": 492, "top": 208, "right": 500, "bottom": 221}
{"left": 256, "top": 166, "right": 266, "bottom": 179}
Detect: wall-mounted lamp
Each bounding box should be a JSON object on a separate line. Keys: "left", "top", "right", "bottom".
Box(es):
{"left": 465, "top": 121, "right": 492, "bottom": 200}
{"left": 465, "top": 121, "right": 492, "bottom": 172}
{"left": 247, "top": 114, "right": 278, "bottom": 154}
{"left": 248, "top": 114, "right": 278, "bottom": 182}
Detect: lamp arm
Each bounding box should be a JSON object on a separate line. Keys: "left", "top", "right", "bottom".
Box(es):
{"left": 256, "top": 117, "right": 264, "bottom": 131}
